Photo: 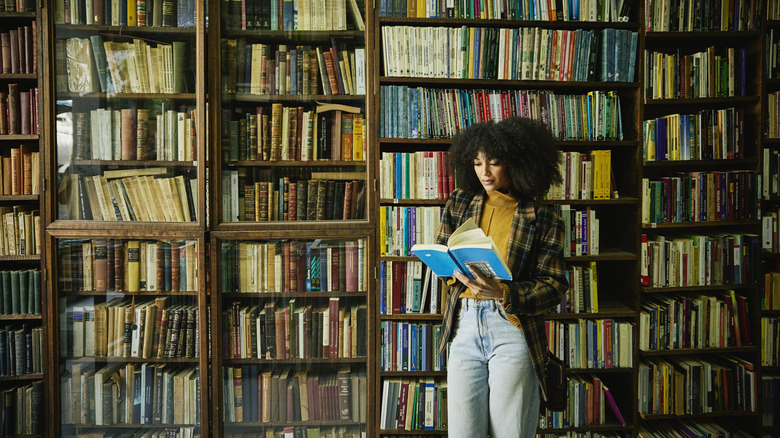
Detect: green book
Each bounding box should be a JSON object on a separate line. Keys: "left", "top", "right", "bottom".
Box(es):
{"left": 18, "top": 270, "right": 28, "bottom": 315}
{"left": 89, "top": 35, "right": 112, "bottom": 93}
{"left": 9, "top": 271, "right": 20, "bottom": 315}
{"left": 172, "top": 41, "right": 186, "bottom": 93}
{"left": 0, "top": 271, "right": 8, "bottom": 315}
{"left": 30, "top": 269, "right": 39, "bottom": 316}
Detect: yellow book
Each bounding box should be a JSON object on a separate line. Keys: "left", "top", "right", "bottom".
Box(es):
{"left": 380, "top": 206, "right": 386, "bottom": 256}
{"left": 127, "top": 0, "right": 136, "bottom": 25}
{"left": 467, "top": 27, "right": 476, "bottom": 79}
{"left": 126, "top": 240, "right": 140, "bottom": 292}
{"left": 589, "top": 261, "right": 598, "bottom": 313}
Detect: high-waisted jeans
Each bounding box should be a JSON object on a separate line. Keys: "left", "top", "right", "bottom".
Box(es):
{"left": 447, "top": 298, "right": 540, "bottom": 438}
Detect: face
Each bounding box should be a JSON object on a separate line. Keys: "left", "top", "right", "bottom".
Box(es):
{"left": 473, "top": 151, "right": 510, "bottom": 193}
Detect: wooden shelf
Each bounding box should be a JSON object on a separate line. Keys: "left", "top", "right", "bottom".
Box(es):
{"left": 224, "top": 420, "right": 363, "bottom": 428}
{"left": 640, "top": 410, "right": 758, "bottom": 420}
{"left": 231, "top": 94, "right": 365, "bottom": 103}
{"left": 380, "top": 198, "right": 448, "bottom": 205}
{"left": 0, "top": 194, "right": 38, "bottom": 201}
{"left": 642, "top": 220, "right": 761, "bottom": 229}
{"left": 545, "top": 301, "right": 635, "bottom": 319}
{"left": 222, "top": 358, "right": 366, "bottom": 365}
{"left": 221, "top": 291, "right": 367, "bottom": 298}
{"left": 642, "top": 284, "right": 758, "bottom": 293}
{"left": 378, "top": 16, "right": 640, "bottom": 30}
{"left": 56, "top": 92, "right": 197, "bottom": 100}
{"left": 226, "top": 160, "right": 366, "bottom": 167}
{"left": 645, "top": 30, "right": 761, "bottom": 41}
{"left": 379, "top": 430, "right": 446, "bottom": 435}
{"left": 380, "top": 371, "right": 446, "bottom": 377}
{"left": 58, "top": 290, "right": 199, "bottom": 297}
{"left": 643, "top": 158, "right": 759, "bottom": 170}
{"left": 55, "top": 24, "right": 196, "bottom": 34}
{"left": 539, "top": 197, "right": 640, "bottom": 205}
{"left": 0, "top": 134, "right": 37, "bottom": 141}
{"left": 0, "top": 73, "right": 36, "bottom": 80}
{"left": 221, "top": 29, "right": 364, "bottom": 40}
{"left": 71, "top": 159, "right": 196, "bottom": 167}
{"left": 0, "top": 255, "right": 40, "bottom": 261}
{"left": 0, "top": 373, "right": 43, "bottom": 381}
{"left": 0, "top": 12, "right": 35, "bottom": 18}
{"left": 379, "top": 76, "right": 639, "bottom": 89}
{"left": 640, "top": 346, "right": 759, "bottom": 356}
{"left": 644, "top": 96, "right": 759, "bottom": 106}
{"left": 64, "top": 356, "right": 200, "bottom": 364}
{"left": 565, "top": 248, "right": 636, "bottom": 262}
{"left": 0, "top": 314, "right": 42, "bottom": 321}
{"left": 380, "top": 313, "right": 443, "bottom": 321}
{"left": 379, "top": 138, "right": 639, "bottom": 147}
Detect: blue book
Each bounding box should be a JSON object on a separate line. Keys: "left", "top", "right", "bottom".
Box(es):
{"left": 305, "top": 243, "right": 312, "bottom": 292}
{"left": 270, "top": 0, "right": 278, "bottom": 30}
{"left": 283, "top": 0, "right": 294, "bottom": 30}
{"left": 410, "top": 324, "right": 418, "bottom": 371}
{"left": 411, "top": 217, "right": 512, "bottom": 280}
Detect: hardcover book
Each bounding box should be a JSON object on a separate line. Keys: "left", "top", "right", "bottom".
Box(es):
{"left": 411, "top": 217, "right": 511, "bottom": 280}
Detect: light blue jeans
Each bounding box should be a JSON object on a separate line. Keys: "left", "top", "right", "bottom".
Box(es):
{"left": 447, "top": 298, "right": 540, "bottom": 438}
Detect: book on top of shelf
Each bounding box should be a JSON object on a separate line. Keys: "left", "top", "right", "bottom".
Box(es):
{"left": 316, "top": 102, "right": 362, "bottom": 114}
{"left": 411, "top": 218, "right": 511, "bottom": 280}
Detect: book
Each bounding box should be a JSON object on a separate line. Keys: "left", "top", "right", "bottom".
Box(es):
{"left": 411, "top": 217, "right": 511, "bottom": 280}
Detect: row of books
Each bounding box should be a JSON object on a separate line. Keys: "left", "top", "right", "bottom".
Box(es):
{"left": 64, "top": 297, "right": 197, "bottom": 359}
{"left": 557, "top": 205, "right": 600, "bottom": 257}
{"left": 0, "top": 0, "right": 33, "bottom": 12}
{"left": 0, "top": 323, "right": 43, "bottom": 376}
{"left": 639, "top": 420, "right": 750, "bottom": 438}
{"left": 380, "top": 206, "right": 441, "bottom": 257}
{"left": 763, "top": 271, "right": 780, "bottom": 310}
{"left": 63, "top": 37, "right": 191, "bottom": 95}
{"left": 640, "top": 233, "right": 761, "bottom": 288}
{"left": 61, "top": 363, "right": 200, "bottom": 426}
{"left": 763, "top": 148, "right": 780, "bottom": 201}
{"left": 546, "top": 150, "right": 613, "bottom": 201}
{"left": 380, "top": 86, "right": 625, "bottom": 141}
{"left": 764, "top": 373, "right": 780, "bottom": 426}
{"left": 223, "top": 40, "right": 365, "bottom": 96}
{"left": 382, "top": 26, "right": 637, "bottom": 82}
{"left": 379, "top": 261, "right": 443, "bottom": 315}
{"left": 0, "top": 84, "right": 37, "bottom": 135}
{"left": 222, "top": 299, "right": 367, "bottom": 360}
{"left": 222, "top": 366, "right": 366, "bottom": 425}
{"left": 0, "top": 147, "right": 38, "bottom": 196}
{"left": 552, "top": 262, "right": 599, "bottom": 314}
{"left": 220, "top": 0, "right": 362, "bottom": 31}
{"left": 644, "top": 47, "right": 748, "bottom": 99}
{"left": 638, "top": 356, "right": 756, "bottom": 415}
{"left": 538, "top": 375, "right": 626, "bottom": 429}
{"left": 379, "top": 151, "right": 455, "bottom": 201}
{"left": 0, "top": 269, "right": 40, "bottom": 315}
{"left": 71, "top": 107, "right": 198, "bottom": 162}
{"left": 379, "top": 378, "right": 446, "bottom": 431}
{"left": 640, "top": 291, "right": 751, "bottom": 351}
{"left": 57, "top": 239, "right": 198, "bottom": 293}
{"left": 641, "top": 171, "right": 761, "bottom": 224}
{"left": 223, "top": 104, "right": 365, "bottom": 162}
{"left": 0, "top": 382, "right": 43, "bottom": 436}
{"left": 642, "top": 108, "right": 746, "bottom": 161}
{"left": 761, "top": 318, "right": 780, "bottom": 366}
{"left": 379, "top": 321, "right": 446, "bottom": 372}
{"left": 55, "top": 0, "right": 196, "bottom": 26}
{"left": 0, "top": 206, "right": 38, "bottom": 256}
{"left": 219, "top": 240, "right": 367, "bottom": 294}
{"left": 546, "top": 319, "right": 634, "bottom": 369}
{"left": 766, "top": 92, "right": 780, "bottom": 139}
{"left": 379, "top": 0, "right": 632, "bottom": 21}
{"left": 0, "top": 24, "right": 36, "bottom": 75}
{"left": 223, "top": 176, "right": 365, "bottom": 223}
{"left": 68, "top": 173, "right": 197, "bottom": 222}
{"left": 644, "top": 0, "right": 761, "bottom": 31}
{"left": 766, "top": 29, "right": 780, "bottom": 79}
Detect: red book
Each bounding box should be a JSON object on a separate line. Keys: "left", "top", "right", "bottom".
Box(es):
{"left": 345, "top": 241, "right": 358, "bottom": 292}
{"left": 94, "top": 239, "right": 108, "bottom": 291}
{"left": 396, "top": 380, "right": 409, "bottom": 429}
{"left": 19, "top": 91, "right": 28, "bottom": 135}
{"left": 392, "top": 261, "right": 402, "bottom": 314}
{"left": 282, "top": 242, "right": 290, "bottom": 292}
{"left": 120, "top": 109, "right": 137, "bottom": 160}
{"left": 7, "top": 83, "right": 19, "bottom": 134}
{"left": 170, "top": 241, "right": 180, "bottom": 292}
{"left": 8, "top": 29, "right": 17, "bottom": 74}
{"left": 329, "top": 297, "right": 339, "bottom": 358}
{"left": 113, "top": 240, "right": 123, "bottom": 291}
{"left": 331, "top": 246, "right": 340, "bottom": 292}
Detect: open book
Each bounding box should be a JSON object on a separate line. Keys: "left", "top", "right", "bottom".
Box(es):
{"left": 410, "top": 218, "right": 512, "bottom": 280}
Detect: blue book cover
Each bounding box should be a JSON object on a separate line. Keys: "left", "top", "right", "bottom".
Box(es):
{"left": 420, "top": 324, "right": 428, "bottom": 371}
{"left": 473, "top": 27, "right": 481, "bottom": 79}
{"left": 409, "top": 324, "right": 418, "bottom": 371}
{"left": 401, "top": 323, "right": 409, "bottom": 370}
{"left": 270, "top": 0, "right": 278, "bottom": 30}
{"left": 410, "top": 87, "right": 419, "bottom": 138}
{"left": 411, "top": 218, "right": 512, "bottom": 280}
{"left": 305, "top": 243, "right": 312, "bottom": 292}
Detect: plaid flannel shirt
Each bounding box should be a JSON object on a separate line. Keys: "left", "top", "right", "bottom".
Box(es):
{"left": 436, "top": 189, "right": 568, "bottom": 399}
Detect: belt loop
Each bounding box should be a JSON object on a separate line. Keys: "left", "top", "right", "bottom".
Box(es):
{"left": 464, "top": 299, "right": 469, "bottom": 310}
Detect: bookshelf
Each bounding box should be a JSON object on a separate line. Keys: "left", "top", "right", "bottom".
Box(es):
{"left": 639, "top": 1, "right": 763, "bottom": 436}
{"left": 374, "top": 1, "right": 641, "bottom": 436}
{"left": 45, "top": 0, "right": 209, "bottom": 435}
{"left": 209, "top": 0, "right": 373, "bottom": 436}
{"left": 0, "top": 1, "right": 44, "bottom": 436}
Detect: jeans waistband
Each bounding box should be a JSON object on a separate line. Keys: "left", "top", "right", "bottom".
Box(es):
{"left": 460, "top": 297, "right": 500, "bottom": 311}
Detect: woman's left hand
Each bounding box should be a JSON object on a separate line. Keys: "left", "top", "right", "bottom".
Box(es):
{"left": 453, "top": 265, "right": 505, "bottom": 301}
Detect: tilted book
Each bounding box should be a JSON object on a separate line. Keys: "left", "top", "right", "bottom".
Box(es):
{"left": 411, "top": 217, "right": 511, "bottom": 280}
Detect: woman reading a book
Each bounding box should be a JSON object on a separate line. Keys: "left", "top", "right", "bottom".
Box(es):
{"left": 438, "top": 117, "right": 568, "bottom": 438}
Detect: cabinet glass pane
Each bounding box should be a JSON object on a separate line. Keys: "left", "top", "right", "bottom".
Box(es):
{"left": 218, "top": 1, "right": 368, "bottom": 224}
{"left": 218, "top": 237, "right": 368, "bottom": 435}
{"left": 53, "top": 6, "right": 200, "bottom": 222}
{"left": 57, "top": 237, "right": 201, "bottom": 436}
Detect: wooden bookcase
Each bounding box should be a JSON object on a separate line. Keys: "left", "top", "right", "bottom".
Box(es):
{"left": 0, "top": 3, "right": 45, "bottom": 437}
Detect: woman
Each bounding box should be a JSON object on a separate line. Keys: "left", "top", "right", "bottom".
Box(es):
{"left": 438, "top": 117, "right": 569, "bottom": 438}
